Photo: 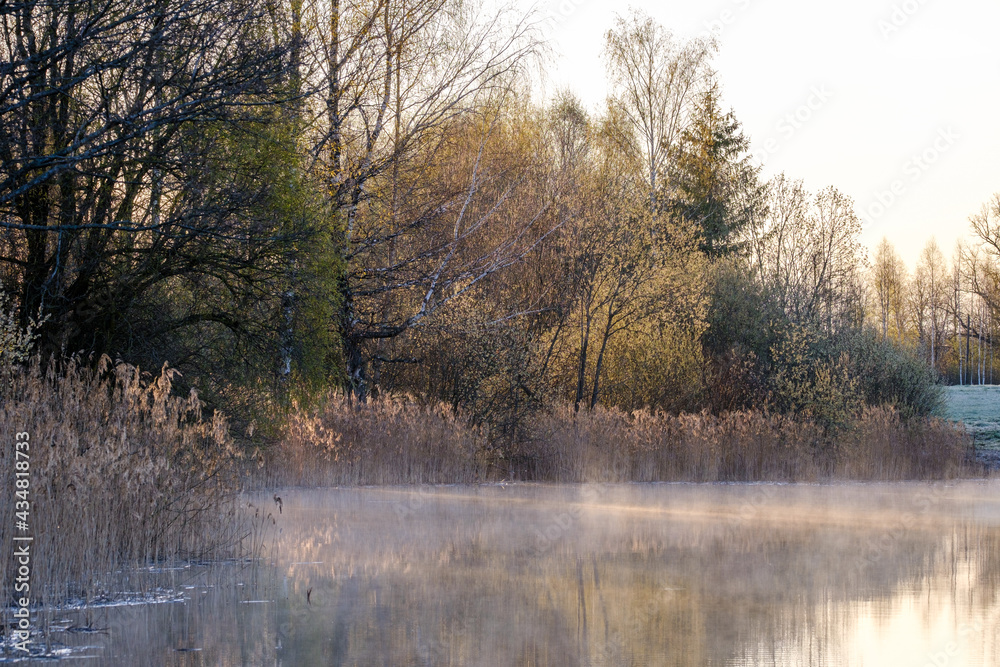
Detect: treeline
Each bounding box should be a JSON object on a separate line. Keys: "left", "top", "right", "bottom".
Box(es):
{"left": 872, "top": 197, "right": 1000, "bottom": 386}
{"left": 0, "top": 0, "right": 990, "bottom": 448}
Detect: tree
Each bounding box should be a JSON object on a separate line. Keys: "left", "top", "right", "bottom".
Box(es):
{"left": 603, "top": 9, "right": 714, "bottom": 206}
{"left": 541, "top": 106, "right": 708, "bottom": 412}
{"left": 291, "top": 0, "right": 546, "bottom": 400}
{"left": 662, "top": 79, "right": 765, "bottom": 256}
{"left": 0, "top": 0, "right": 320, "bottom": 412}
{"left": 911, "top": 239, "right": 948, "bottom": 369}
{"left": 871, "top": 238, "right": 906, "bottom": 341}
{"left": 961, "top": 194, "right": 1000, "bottom": 384}
{"left": 968, "top": 194, "right": 1000, "bottom": 316}
{"left": 741, "top": 175, "right": 865, "bottom": 331}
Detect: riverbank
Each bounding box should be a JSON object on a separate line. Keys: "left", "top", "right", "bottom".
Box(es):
{"left": 0, "top": 361, "right": 981, "bottom": 634}
{"left": 261, "top": 393, "right": 978, "bottom": 487}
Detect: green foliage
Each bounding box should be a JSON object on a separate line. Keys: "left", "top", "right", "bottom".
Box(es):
{"left": 830, "top": 328, "right": 942, "bottom": 418}
{"left": 702, "top": 262, "right": 784, "bottom": 411}
{"left": 600, "top": 319, "right": 705, "bottom": 413}
{"left": 661, "top": 82, "right": 764, "bottom": 256}
{"left": 124, "top": 112, "right": 343, "bottom": 426}
{"left": 768, "top": 324, "right": 862, "bottom": 431}
{"left": 703, "top": 262, "right": 940, "bottom": 425}
{"left": 703, "top": 261, "right": 785, "bottom": 364}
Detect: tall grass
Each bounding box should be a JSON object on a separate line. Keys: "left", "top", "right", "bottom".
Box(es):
{"left": 531, "top": 404, "right": 971, "bottom": 482}
{"left": 0, "top": 356, "right": 244, "bottom": 609}
{"left": 265, "top": 393, "right": 975, "bottom": 486}
{"left": 262, "top": 393, "right": 485, "bottom": 487}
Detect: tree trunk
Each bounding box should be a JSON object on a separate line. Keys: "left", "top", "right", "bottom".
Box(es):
{"left": 574, "top": 308, "right": 592, "bottom": 413}
{"left": 346, "top": 332, "right": 369, "bottom": 403}
{"left": 589, "top": 303, "right": 616, "bottom": 411}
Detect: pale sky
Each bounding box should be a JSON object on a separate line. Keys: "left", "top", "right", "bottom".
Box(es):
{"left": 526, "top": 0, "right": 1000, "bottom": 268}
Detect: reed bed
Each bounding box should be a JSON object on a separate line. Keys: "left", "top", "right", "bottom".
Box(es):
{"left": 266, "top": 394, "right": 976, "bottom": 486}
{"left": 262, "top": 392, "right": 486, "bottom": 487}
{"left": 531, "top": 404, "right": 972, "bottom": 482}
{"left": 0, "top": 356, "right": 245, "bottom": 610}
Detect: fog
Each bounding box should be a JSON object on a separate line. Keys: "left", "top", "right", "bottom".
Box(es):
{"left": 45, "top": 483, "right": 1000, "bottom": 665}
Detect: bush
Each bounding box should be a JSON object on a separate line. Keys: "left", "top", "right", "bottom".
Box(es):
{"left": 830, "top": 328, "right": 941, "bottom": 418}
{"left": 767, "top": 324, "right": 862, "bottom": 432}
{"left": 702, "top": 264, "right": 941, "bottom": 422}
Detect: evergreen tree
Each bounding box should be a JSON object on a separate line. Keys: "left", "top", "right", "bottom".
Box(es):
{"left": 661, "top": 80, "right": 763, "bottom": 256}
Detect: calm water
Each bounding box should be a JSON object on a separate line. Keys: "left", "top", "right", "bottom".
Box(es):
{"left": 16, "top": 483, "right": 1000, "bottom": 665}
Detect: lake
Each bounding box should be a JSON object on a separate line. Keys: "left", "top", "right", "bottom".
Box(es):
{"left": 20, "top": 482, "right": 1000, "bottom": 665}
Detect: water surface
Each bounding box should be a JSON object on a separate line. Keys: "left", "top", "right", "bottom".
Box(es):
{"left": 22, "top": 483, "right": 1000, "bottom": 665}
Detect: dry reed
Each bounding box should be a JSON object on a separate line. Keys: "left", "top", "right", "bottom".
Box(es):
{"left": 262, "top": 392, "right": 485, "bottom": 487}
{"left": 0, "top": 356, "right": 244, "bottom": 610}
{"left": 531, "top": 404, "right": 973, "bottom": 482}
{"left": 266, "top": 395, "right": 976, "bottom": 485}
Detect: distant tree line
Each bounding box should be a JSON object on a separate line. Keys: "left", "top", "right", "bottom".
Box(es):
{"left": 871, "top": 194, "right": 1000, "bottom": 387}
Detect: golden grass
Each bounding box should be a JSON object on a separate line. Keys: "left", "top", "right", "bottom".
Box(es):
{"left": 262, "top": 393, "right": 485, "bottom": 487}
{"left": 532, "top": 404, "right": 972, "bottom": 482}
{"left": 0, "top": 356, "right": 244, "bottom": 609}
{"left": 265, "top": 394, "right": 976, "bottom": 486}
{"left": 0, "top": 359, "right": 966, "bottom": 605}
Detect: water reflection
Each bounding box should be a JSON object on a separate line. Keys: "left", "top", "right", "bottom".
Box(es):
{"left": 34, "top": 482, "right": 1000, "bottom": 665}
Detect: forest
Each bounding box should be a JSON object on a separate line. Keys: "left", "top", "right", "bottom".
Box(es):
{"left": 2, "top": 1, "right": 998, "bottom": 498}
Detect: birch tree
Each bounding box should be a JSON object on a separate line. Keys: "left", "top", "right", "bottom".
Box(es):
{"left": 288, "top": 0, "right": 546, "bottom": 399}
{"left": 603, "top": 9, "right": 714, "bottom": 206}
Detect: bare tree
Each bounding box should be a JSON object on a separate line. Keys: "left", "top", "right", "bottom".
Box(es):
{"left": 286, "top": 0, "right": 548, "bottom": 399}
{"left": 740, "top": 175, "right": 865, "bottom": 331}
{"left": 911, "top": 239, "right": 948, "bottom": 367}
{"left": 871, "top": 238, "right": 906, "bottom": 340}
{"left": 0, "top": 0, "right": 293, "bottom": 358}
{"left": 603, "top": 9, "right": 714, "bottom": 206}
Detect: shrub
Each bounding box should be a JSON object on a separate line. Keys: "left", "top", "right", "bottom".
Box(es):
{"left": 767, "top": 324, "right": 863, "bottom": 432}
{"left": 830, "top": 328, "right": 941, "bottom": 418}
{"left": 0, "top": 284, "right": 43, "bottom": 365}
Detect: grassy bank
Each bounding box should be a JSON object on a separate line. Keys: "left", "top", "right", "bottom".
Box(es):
{"left": 0, "top": 363, "right": 975, "bottom": 614}
{"left": 0, "top": 357, "right": 245, "bottom": 609}
{"left": 263, "top": 393, "right": 976, "bottom": 486}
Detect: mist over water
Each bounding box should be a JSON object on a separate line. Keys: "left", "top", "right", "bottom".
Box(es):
{"left": 44, "top": 483, "right": 1000, "bottom": 665}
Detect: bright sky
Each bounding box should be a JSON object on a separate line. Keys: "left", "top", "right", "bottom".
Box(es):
{"left": 526, "top": 0, "right": 1000, "bottom": 268}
